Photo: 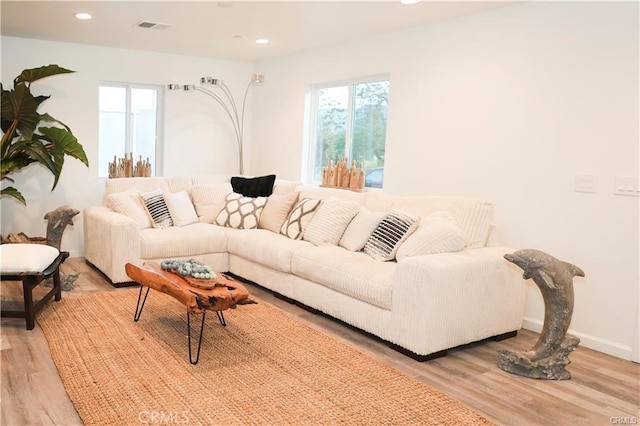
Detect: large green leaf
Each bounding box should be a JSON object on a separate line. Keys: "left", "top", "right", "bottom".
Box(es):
{"left": 2, "top": 83, "right": 39, "bottom": 140}
{"left": 38, "top": 127, "right": 89, "bottom": 189}
{"left": 39, "top": 113, "right": 72, "bottom": 132}
{"left": 14, "top": 65, "right": 75, "bottom": 85}
{"left": 23, "top": 140, "right": 59, "bottom": 181}
{"left": 0, "top": 152, "right": 36, "bottom": 176}
{"left": 0, "top": 186, "right": 26, "bottom": 205}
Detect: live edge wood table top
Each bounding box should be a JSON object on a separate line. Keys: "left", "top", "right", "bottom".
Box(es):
{"left": 124, "top": 262, "right": 256, "bottom": 313}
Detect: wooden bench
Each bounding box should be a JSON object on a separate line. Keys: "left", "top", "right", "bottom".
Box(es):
{"left": 0, "top": 244, "right": 69, "bottom": 330}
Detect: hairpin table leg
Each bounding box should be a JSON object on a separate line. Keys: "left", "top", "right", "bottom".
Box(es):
{"left": 187, "top": 311, "right": 207, "bottom": 365}
{"left": 216, "top": 311, "right": 226, "bottom": 327}
{"left": 134, "top": 286, "right": 150, "bottom": 322}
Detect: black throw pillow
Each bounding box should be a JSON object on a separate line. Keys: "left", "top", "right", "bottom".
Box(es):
{"left": 231, "top": 174, "right": 276, "bottom": 197}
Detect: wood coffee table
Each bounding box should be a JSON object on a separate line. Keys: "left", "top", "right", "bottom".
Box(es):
{"left": 125, "top": 262, "right": 256, "bottom": 364}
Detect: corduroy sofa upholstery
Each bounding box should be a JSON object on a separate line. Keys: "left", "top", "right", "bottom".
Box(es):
{"left": 83, "top": 175, "right": 527, "bottom": 359}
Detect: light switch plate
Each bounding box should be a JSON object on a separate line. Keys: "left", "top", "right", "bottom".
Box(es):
{"left": 614, "top": 176, "right": 640, "bottom": 197}
{"left": 574, "top": 175, "right": 598, "bottom": 194}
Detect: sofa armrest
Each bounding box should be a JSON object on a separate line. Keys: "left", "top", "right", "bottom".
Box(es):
{"left": 389, "top": 247, "right": 528, "bottom": 355}
{"left": 83, "top": 206, "right": 142, "bottom": 284}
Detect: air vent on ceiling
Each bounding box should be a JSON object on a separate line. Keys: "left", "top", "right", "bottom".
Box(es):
{"left": 136, "top": 21, "right": 175, "bottom": 30}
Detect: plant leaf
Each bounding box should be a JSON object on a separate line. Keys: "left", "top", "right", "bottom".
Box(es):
{"left": 39, "top": 113, "right": 72, "bottom": 132}
{"left": 1, "top": 186, "right": 26, "bottom": 205}
{"left": 14, "top": 65, "right": 75, "bottom": 85}
{"left": 2, "top": 83, "right": 39, "bottom": 140}
{"left": 0, "top": 152, "right": 36, "bottom": 176}
{"left": 23, "top": 140, "right": 59, "bottom": 179}
{"left": 38, "top": 127, "right": 89, "bottom": 189}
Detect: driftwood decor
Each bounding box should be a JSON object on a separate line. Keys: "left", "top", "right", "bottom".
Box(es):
{"left": 108, "top": 153, "right": 152, "bottom": 178}
{"left": 321, "top": 158, "right": 366, "bottom": 191}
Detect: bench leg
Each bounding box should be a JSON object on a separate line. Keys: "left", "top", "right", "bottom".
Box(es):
{"left": 52, "top": 268, "right": 62, "bottom": 302}
{"left": 22, "top": 278, "right": 36, "bottom": 330}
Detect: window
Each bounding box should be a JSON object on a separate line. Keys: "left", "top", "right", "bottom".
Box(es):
{"left": 98, "top": 83, "right": 164, "bottom": 177}
{"left": 307, "top": 76, "right": 389, "bottom": 188}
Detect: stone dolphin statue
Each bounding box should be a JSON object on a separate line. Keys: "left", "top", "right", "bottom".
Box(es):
{"left": 504, "top": 249, "right": 584, "bottom": 362}
{"left": 44, "top": 205, "right": 80, "bottom": 250}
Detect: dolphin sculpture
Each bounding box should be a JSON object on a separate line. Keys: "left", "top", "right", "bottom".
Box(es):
{"left": 504, "top": 249, "right": 584, "bottom": 362}
{"left": 44, "top": 205, "right": 80, "bottom": 250}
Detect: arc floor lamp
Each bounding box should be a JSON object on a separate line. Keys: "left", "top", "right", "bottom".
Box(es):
{"left": 168, "top": 73, "right": 264, "bottom": 175}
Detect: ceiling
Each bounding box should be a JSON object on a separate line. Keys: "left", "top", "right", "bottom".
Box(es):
{"left": 1, "top": 1, "right": 516, "bottom": 63}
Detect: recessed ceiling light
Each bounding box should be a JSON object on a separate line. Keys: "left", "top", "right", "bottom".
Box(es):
{"left": 74, "top": 12, "right": 92, "bottom": 20}
{"left": 255, "top": 39, "right": 269, "bottom": 45}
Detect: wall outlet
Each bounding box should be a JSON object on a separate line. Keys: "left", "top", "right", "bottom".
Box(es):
{"left": 613, "top": 176, "right": 640, "bottom": 197}
{"left": 574, "top": 174, "right": 598, "bottom": 193}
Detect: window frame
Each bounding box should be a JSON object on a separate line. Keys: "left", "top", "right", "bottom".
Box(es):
{"left": 98, "top": 81, "right": 165, "bottom": 177}
{"left": 305, "top": 73, "right": 389, "bottom": 187}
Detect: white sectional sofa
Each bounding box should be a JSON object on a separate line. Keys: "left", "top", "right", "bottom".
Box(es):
{"left": 83, "top": 175, "right": 527, "bottom": 360}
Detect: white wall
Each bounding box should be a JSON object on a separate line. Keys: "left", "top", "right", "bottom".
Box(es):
{"left": 250, "top": 2, "right": 639, "bottom": 359}
{"left": 1, "top": 37, "right": 254, "bottom": 256}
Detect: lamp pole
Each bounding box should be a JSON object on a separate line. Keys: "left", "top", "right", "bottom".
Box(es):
{"left": 168, "top": 73, "right": 264, "bottom": 175}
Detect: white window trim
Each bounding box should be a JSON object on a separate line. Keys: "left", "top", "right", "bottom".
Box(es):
{"left": 304, "top": 74, "right": 389, "bottom": 186}
{"left": 98, "top": 81, "right": 165, "bottom": 176}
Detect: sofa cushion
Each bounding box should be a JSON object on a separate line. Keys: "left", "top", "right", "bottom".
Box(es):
{"left": 191, "top": 183, "right": 233, "bottom": 222}
{"left": 105, "top": 190, "right": 152, "bottom": 230}
{"left": 371, "top": 195, "right": 494, "bottom": 249}
{"left": 291, "top": 246, "right": 395, "bottom": 310}
{"left": 140, "top": 223, "right": 233, "bottom": 259}
{"left": 280, "top": 198, "right": 323, "bottom": 240}
{"left": 339, "top": 206, "right": 386, "bottom": 252}
{"left": 303, "top": 197, "right": 360, "bottom": 246}
{"left": 228, "top": 229, "right": 313, "bottom": 273}
{"left": 215, "top": 193, "right": 267, "bottom": 229}
{"left": 259, "top": 192, "right": 299, "bottom": 233}
{"left": 231, "top": 174, "right": 276, "bottom": 197}
{"left": 364, "top": 209, "right": 418, "bottom": 261}
{"left": 140, "top": 189, "right": 173, "bottom": 229}
{"left": 396, "top": 212, "right": 466, "bottom": 260}
{"left": 163, "top": 190, "right": 198, "bottom": 227}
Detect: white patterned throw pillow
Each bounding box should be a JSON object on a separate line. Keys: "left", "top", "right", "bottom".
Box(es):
{"left": 140, "top": 189, "right": 173, "bottom": 228}
{"left": 280, "top": 198, "right": 323, "bottom": 240}
{"left": 214, "top": 193, "right": 267, "bottom": 229}
{"left": 303, "top": 197, "right": 360, "bottom": 246}
{"left": 364, "top": 209, "right": 419, "bottom": 261}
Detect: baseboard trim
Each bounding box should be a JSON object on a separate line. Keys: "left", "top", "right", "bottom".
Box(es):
{"left": 522, "top": 317, "right": 633, "bottom": 361}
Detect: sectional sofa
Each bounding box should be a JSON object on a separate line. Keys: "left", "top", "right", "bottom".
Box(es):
{"left": 83, "top": 175, "right": 528, "bottom": 360}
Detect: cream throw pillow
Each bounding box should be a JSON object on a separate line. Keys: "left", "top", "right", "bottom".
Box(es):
{"left": 105, "top": 190, "right": 152, "bottom": 230}
{"left": 339, "top": 206, "right": 386, "bottom": 252}
{"left": 396, "top": 212, "right": 467, "bottom": 260}
{"left": 191, "top": 183, "right": 233, "bottom": 223}
{"left": 163, "top": 191, "right": 198, "bottom": 227}
{"left": 259, "top": 192, "right": 300, "bottom": 233}
{"left": 303, "top": 197, "right": 360, "bottom": 246}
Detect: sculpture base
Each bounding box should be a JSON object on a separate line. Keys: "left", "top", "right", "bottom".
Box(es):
{"left": 497, "top": 335, "right": 580, "bottom": 380}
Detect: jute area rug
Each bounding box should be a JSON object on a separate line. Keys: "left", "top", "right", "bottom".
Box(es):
{"left": 38, "top": 289, "right": 492, "bottom": 425}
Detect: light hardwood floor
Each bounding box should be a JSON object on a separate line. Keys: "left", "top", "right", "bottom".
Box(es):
{"left": 2, "top": 257, "right": 638, "bottom": 425}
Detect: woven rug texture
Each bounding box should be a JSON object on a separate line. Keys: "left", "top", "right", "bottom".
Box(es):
{"left": 38, "top": 289, "right": 492, "bottom": 425}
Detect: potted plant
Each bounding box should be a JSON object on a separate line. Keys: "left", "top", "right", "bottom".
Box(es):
{"left": 1, "top": 64, "right": 89, "bottom": 205}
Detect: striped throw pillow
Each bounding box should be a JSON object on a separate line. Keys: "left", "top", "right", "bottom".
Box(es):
{"left": 364, "top": 209, "right": 418, "bottom": 261}
{"left": 140, "top": 189, "right": 173, "bottom": 228}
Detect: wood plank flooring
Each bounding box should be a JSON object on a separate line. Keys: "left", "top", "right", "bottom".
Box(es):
{"left": 2, "top": 257, "right": 638, "bottom": 425}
